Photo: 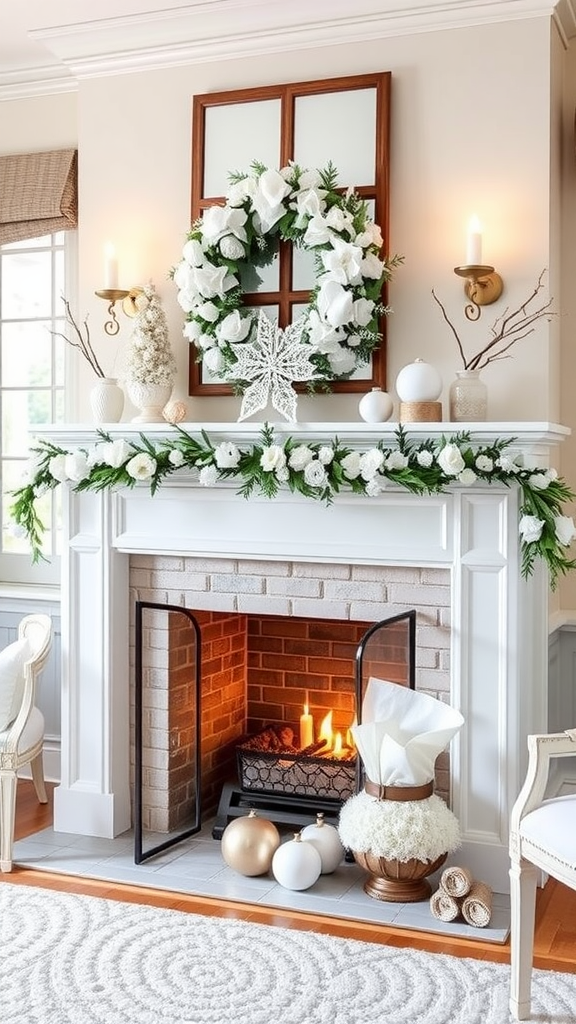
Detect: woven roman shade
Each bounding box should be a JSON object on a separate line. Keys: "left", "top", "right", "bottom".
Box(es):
{"left": 0, "top": 148, "right": 78, "bottom": 245}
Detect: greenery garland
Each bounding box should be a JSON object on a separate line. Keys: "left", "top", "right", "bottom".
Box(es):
{"left": 173, "top": 161, "right": 403, "bottom": 386}
{"left": 10, "top": 426, "right": 576, "bottom": 591}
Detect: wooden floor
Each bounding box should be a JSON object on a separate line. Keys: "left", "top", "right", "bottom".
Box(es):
{"left": 3, "top": 781, "right": 576, "bottom": 973}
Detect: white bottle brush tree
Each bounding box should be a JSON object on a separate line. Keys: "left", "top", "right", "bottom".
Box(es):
{"left": 124, "top": 283, "right": 177, "bottom": 421}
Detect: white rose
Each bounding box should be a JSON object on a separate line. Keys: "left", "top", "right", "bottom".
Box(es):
{"left": 219, "top": 235, "right": 245, "bottom": 260}
{"left": 226, "top": 176, "right": 256, "bottom": 207}
{"left": 321, "top": 237, "right": 363, "bottom": 286}
{"left": 475, "top": 454, "right": 494, "bottom": 472}
{"left": 352, "top": 297, "right": 375, "bottom": 327}
{"left": 203, "top": 348, "right": 226, "bottom": 375}
{"left": 276, "top": 465, "right": 290, "bottom": 483}
{"left": 458, "top": 468, "right": 477, "bottom": 486}
{"left": 201, "top": 205, "right": 248, "bottom": 246}
{"left": 306, "top": 310, "right": 344, "bottom": 353}
{"left": 341, "top": 452, "right": 361, "bottom": 480}
{"left": 196, "top": 301, "right": 220, "bottom": 323}
{"left": 126, "top": 453, "right": 157, "bottom": 481}
{"left": 437, "top": 444, "right": 465, "bottom": 476}
{"left": 260, "top": 445, "right": 287, "bottom": 472}
{"left": 385, "top": 451, "right": 408, "bottom": 471}
{"left": 317, "top": 280, "right": 354, "bottom": 328}
{"left": 554, "top": 515, "right": 576, "bottom": 546}
{"left": 318, "top": 446, "right": 334, "bottom": 466}
{"left": 327, "top": 347, "right": 357, "bottom": 375}
{"left": 355, "top": 222, "right": 383, "bottom": 248}
{"left": 183, "top": 320, "right": 202, "bottom": 342}
{"left": 360, "top": 252, "right": 385, "bottom": 280}
{"left": 216, "top": 310, "right": 252, "bottom": 345}
{"left": 64, "top": 451, "right": 89, "bottom": 482}
{"left": 416, "top": 450, "right": 433, "bottom": 468}
{"left": 366, "top": 475, "right": 387, "bottom": 496}
{"left": 360, "top": 449, "right": 384, "bottom": 480}
{"left": 288, "top": 445, "right": 314, "bottom": 471}
{"left": 48, "top": 453, "right": 68, "bottom": 482}
{"left": 191, "top": 263, "right": 237, "bottom": 300}
{"left": 528, "top": 473, "right": 550, "bottom": 490}
{"left": 519, "top": 515, "right": 545, "bottom": 544}
{"left": 303, "top": 460, "right": 328, "bottom": 488}
{"left": 325, "top": 206, "right": 354, "bottom": 234}
{"left": 199, "top": 464, "right": 219, "bottom": 487}
{"left": 302, "top": 213, "right": 332, "bottom": 248}
{"left": 181, "top": 238, "right": 205, "bottom": 267}
{"left": 214, "top": 442, "right": 241, "bottom": 469}
{"left": 294, "top": 189, "right": 324, "bottom": 222}
{"left": 104, "top": 439, "right": 134, "bottom": 468}
{"left": 168, "top": 449, "right": 185, "bottom": 467}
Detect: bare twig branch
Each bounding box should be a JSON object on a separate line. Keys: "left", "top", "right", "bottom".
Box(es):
{"left": 433, "top": 269, "right": 555, "bottom": 370}
{"left": 49, "top": 296, "right": 105, "bottom": 377}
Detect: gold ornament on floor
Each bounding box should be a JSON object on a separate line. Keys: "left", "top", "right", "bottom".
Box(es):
{"left": 220, "top": 809, "right": 280, "bottom": 876}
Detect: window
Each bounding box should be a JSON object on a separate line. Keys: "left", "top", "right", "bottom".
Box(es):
{"left": 0, "top": 231, "right": 73, "bottom": 585}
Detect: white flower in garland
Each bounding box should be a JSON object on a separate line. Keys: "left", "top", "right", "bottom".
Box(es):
{"left": 173, "top": 161, "right": 402, "bottom": 388}
{"left": 9, "top": 426, "right": 576, "bottom": 592}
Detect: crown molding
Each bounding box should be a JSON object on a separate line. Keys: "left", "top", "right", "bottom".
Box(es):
{"left": 1, "top": 0, "right": 573, "bottom": 101}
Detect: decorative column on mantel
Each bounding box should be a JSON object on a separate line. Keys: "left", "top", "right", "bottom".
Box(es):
{"left": 39, "top": 421, "right": 569, "bottom": 892}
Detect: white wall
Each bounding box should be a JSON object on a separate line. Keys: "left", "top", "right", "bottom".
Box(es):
{"left": 3, "top": 12, "right": 576, "bottom": 605}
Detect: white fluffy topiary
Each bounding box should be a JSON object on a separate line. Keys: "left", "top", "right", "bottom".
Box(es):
{"left": 124, "top": 283, "right": 176, "bottom": 386}
{"left": 338, "top": 791, "right": 461, "bottom": 864}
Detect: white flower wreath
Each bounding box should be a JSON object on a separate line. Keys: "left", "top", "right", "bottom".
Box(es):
{"left": 173, "top": 161, "right": 402, "bottom": 386}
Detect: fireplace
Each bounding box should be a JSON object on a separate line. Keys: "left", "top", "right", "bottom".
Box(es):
{"left": 46, "top": 421, "right": 563, "bottom": 893}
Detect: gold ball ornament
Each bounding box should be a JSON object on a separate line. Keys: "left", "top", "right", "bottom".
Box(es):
{"left": 220, "top": 809, "right": 281, "bottom": 876}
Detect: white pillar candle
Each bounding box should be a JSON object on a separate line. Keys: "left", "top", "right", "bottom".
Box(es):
{"left": 466, "top": 215, "right": 482, "bottom": 266}
{"left": 104, "top": 242, "right": 118, "bottom": 289}
{"left": 299, "top": 696, "right": 314, "bottom": 749}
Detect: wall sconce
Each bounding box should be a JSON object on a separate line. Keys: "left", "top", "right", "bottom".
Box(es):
{"left": 453, "top": 216, "right": 503, "bottom": 321}
{"left": 94, "top": 243, "right": 142, "bottom": 335}
{"left": 94, "top": 286, "right": 142, "bottom": 335}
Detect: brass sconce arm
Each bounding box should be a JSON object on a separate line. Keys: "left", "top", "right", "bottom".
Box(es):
{"left": 95, "top": 287, "right": 143, "bottom": 335}
{"left": 454, "top": 265, "right": 504, "bottom": 321}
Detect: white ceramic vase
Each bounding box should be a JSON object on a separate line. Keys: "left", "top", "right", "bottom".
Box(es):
{"left": 127, "top": 381, "right": 172, "bottom": 423}
{"left": 89, "top": 377, "right": 124, "bottom": 424}
{"left": 448, "top": 369, "right": 488, "bottom": 422}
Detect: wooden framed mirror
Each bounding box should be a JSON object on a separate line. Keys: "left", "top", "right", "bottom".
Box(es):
{"left": 188, "top": 72, "right": 391, "bottom": 396}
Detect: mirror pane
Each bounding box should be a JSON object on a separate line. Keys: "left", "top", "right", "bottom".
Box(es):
{"left": 204, "top": 99, "right": 282, "bottom": 196}
{"left": 294, "top": 89, "right": 377, "bottom": 185}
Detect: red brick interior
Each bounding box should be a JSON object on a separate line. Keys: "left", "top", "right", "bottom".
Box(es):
{"left": 165, "top": 611, "right": 421, "bottom": 819}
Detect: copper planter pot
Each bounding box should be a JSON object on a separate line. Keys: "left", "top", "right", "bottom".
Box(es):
{"left": 353, "top": 849, "right": 448, "bottom": 903}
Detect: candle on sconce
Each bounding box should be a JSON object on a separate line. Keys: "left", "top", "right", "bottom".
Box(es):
{"left": 466, "top": 215, "right": 482, "bottom": 266}
{"left": 103, "top": 242, "right": 118, "bottom": 289}
{"left": 299, "top": 694, "right": 314, "bottom": 749}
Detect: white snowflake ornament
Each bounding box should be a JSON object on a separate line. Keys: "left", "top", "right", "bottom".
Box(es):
{"left": 233, "top": 312, "right": 320, "bottom": 422}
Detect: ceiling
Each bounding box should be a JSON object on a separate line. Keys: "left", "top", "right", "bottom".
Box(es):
{"left": 0, "top": 1, "right": 572, "bottom": 100}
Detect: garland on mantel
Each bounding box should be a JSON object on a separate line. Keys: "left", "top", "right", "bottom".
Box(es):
{"left": 9, "top": 424, "right": 576, "bottom": 590}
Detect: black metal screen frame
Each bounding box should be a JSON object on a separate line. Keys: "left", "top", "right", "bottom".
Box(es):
{"left": 134, "top": 600, "right": 202, "bottom": 864}
{"left": 354, "top": 609, "right": 416, "bottom": 792}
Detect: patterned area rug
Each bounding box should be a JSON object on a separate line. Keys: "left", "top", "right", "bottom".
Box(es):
{"left": 1, "top": 884, "right": 574, "bottom": 1024}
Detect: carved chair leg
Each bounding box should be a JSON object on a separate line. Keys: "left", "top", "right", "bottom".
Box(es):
{"left": 0, "top": 769, "right": 17, "bottom": 872}
{"left": 30, "top": 752, "right": 48, "bottom": 804}
{"left": 509, "top": 857, "right": 538, "bottom": 1020}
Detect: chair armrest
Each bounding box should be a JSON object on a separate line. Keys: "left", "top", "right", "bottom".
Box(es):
{"left": 510, "top": 730, "right": 576, "bottom": 834}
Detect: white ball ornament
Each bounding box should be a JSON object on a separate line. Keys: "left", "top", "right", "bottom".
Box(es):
{"left": 300, "top": 812, "right": 344, "bottom": 874}
{"left": 271, "top": 832, "right": 322, "bottom": 891}
{"left": 221, "top": 808, "right": 280, "bottom": 876}
{"left": 358, "top": 387, "right": 394, "bottom": 424}
{"left": 395, "top": 359, "right": 442, "bottom": 403}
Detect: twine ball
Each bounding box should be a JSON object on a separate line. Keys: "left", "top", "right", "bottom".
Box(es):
{"left": 301, "top": 812, "right": 344, "bottom": 874}
{"left": 272, "top": 832, "right": 322, "bottom": 890}
{"left": 221, "top": 809, "right": 280, "bottom": 876}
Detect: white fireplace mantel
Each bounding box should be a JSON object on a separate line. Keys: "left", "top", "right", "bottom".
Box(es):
{"left": 43, "top": 420, "right": 569, "bottom": 892}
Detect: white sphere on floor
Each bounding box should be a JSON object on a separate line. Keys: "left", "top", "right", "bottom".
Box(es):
{"left": 272, "top": 833, "right": 322, "bottom": 890}
{"left": 301, "top": 813, "right": 344, "bottom": 873}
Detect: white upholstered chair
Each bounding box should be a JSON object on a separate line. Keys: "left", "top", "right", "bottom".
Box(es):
{"left": 509, "top": 729, "right": 576, "bottom": 1019}
{"left": 0, "top": 613, "right": 53, "bottom": 872}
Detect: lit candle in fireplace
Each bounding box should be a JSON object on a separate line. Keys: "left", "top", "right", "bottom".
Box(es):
{"left": 300, "top": 694, "right": 314, "bottom": 749}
